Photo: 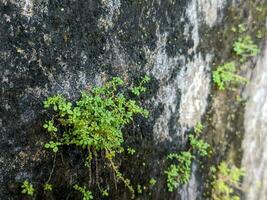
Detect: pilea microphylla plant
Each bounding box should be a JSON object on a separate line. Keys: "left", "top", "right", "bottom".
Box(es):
{"left": 43, "top": 76, "right": 150, "bottom": 199}
{"left": 21, "top": 180, "right": 35, "bottom": 197}
{"left": 212, "top": 62, "right": 248, "bottom": 91}
{"left": 165, "top": 122, "right": 211, "bottom": 192}
{"left": 210, "top": 162, "right": 245, "bottom": 200}
{"left": 213, "top": 24, "right": 261, "bottom": 91}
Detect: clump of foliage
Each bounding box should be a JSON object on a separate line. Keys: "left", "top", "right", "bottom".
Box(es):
{"left": 21, "top": 180, "right": 35, "bottom": 196}
{"left": 127, "top": 147, "right": 136, "bottom": 155}
{"left": 43, "top": 77, "right": 150, "bottom": 198}
{"left": 194, "top": 122, "right": 204, "bottom": 134}
{"left": 211, "top": 162, "right": 245, "bottom": 200}
{"left": 137, "top": 184, "right": 143, "bottom": 194}
{"left": 212, "top": 62, "right": 248, "bottom": 90}
{"left": 74, "top": 184, "right": 93, "bottom": 200}
{"left": 130, "top": 75, "right": 151, "bottom": 96}
{"left": 233, "top": 35, "right": 260, "bottom": 62}
{"left": 149, "top": 178, "right": 157, "bottom": 186}
{"left": 256, "top": 30, "right": 263, "bottom": 39}
{"left": 190, "top": 122, "right": 210, "bottom": 156}
{"left": 189, "top": 135, "right": 210, "bottom": 157}
{"left": 43, "top": 183, "right": 53, "bottom": 191}
{"left": 237, "top": 24, "right": 246, "bottom": 33}
{"left": 165, "top": 152, "right": 194, "bottom": 192}
{"left": 101, "top": 189, "right": 109, "bottom": 197}
{"left": 213, "top": 24, "right": 260, "bottom": 91}
{"left": 231, "top": 24, "right": 247, "bottom": 33}
{"left": 165, "top": 122, "right": 210, "bottom": 192}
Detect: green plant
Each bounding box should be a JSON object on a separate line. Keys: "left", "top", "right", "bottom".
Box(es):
{"left": 130, "top": 75, "right": 151, "bottom": 96}
{"left": 44, "top": 141, "right": 61, "bottom": 153}
{"left": 137, "top": 184, "right": 143, "bottom": 194}
{"left": 189, "top": 134, "right": 210, "bottom": 157}
{"left": 211, "top": 162, "right": 245, "bottom": 200}
{"left": 190, "top": 122, "right": 210, "bottom": 157}
{"left": 194, "top": 122, "right": 204, "bottom": 135}
{"left": 43, "top": 77, "right": 149, "bottom": 198}
{"left": 74, "top": 184, "right": 93, "bottom": 200}
{"left": 165, "top": 152, "right": 194, "bottom": 192}
{"left": 43, "top": 183, "right": 53, "bottom": 191}
{"left": 127, "top": 147, "right": 136, "bottom": 155}
{"left": 233, "top": 35, "right": 260, "bottom": 62}
{"left": 149, "top": 178, "right": 157, "bottom": 186}
{"left": 21, "top": 180, "right": 35, "bottom": 196}
{"left": 256, "top": 6, "right": 263, "bottom": 12}
{"left": 213, "top": 27, "right": 260, "bottom": 90}
{"left": 230, "top": 27, "right": 237, "bottom": 33}
{"left": 43, "top": 120, "right": 58, "bottom": 132}
{"left": 165, "top": 122, "right": 210, "bottom": 192}
{"left": 237, "top": 24, "right": 246, "bottom": 33}
{"left": 256, "top": 30, "right": 263, "bottom": 39}
{"left": 212, "top": 62, "right": 248, "bottom": 90}
{"left": 101, "top": 189, "right": 109, "bottom": 197}
{"left": 231, "top": 24, "right": 247, "bottom": 33}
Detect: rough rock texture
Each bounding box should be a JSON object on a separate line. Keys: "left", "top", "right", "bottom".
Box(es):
{"left": 0, "top": 0, "right": 266, "bottom": 199}
{"left": 242, "top": 39, "right": 267, "bottom": 200}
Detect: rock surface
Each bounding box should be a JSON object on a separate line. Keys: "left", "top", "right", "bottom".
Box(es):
{"left": 0, "top": 0, "right": 266, "bottom": 199}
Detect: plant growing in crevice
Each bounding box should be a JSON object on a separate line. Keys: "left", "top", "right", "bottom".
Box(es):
{"left": 101, "top": 188, "right": 109, "bottom": 197}
{"left": 189, "top": 134, "right": 210, "bottom": 157}
{"left": 149, "top": 178, "right": 157, "bottom": 186}
{"left": 43, "top": 77, "right": 150, "bottom": 199}
{"left": 213, "top": 23, "right": 260, "bottom": 91}
{"left": 74, "top": 184, "right": 93, "bottom": 200}
{"left": 233, "top": 35, "right": 260, "bottom": 62}
{"left": 165, "top": 152, "right": 194, "bottom": 192}
{"left": 194, "top": 122, "right": 204, "bottom": 134}
{"left": 21, "top": 180, "right": 35, "bottom": 197}
{"left": 126, "top": 147, "right": 136, "bottom": 155}
{"left": 137, "top": 184, "right": 143, "bottom": 194}
{"left": 130, "top": 75, "right": 151, "bottom": 96}
{"left": 212, "top": 62, "right": 248, "bottom": 91}
{"left": 43, "top": 183, "right": 53, "bottom": 191}
{"left": 134, "top": 178, "right": 157, "bottom": 195}
{"left": 165, "top": 122, "right": 210, "bottom": 192}
{"left": 210, "top": 162, "right": 245, "bottom": 200}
